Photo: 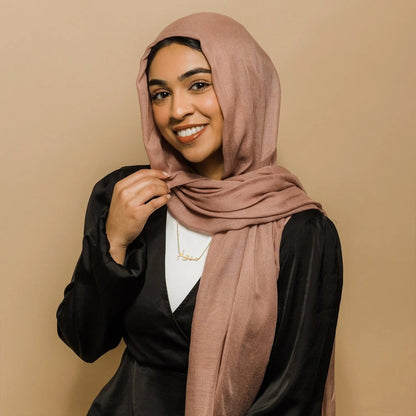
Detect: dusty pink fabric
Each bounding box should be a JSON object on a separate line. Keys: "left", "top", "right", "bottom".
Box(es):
{"left": 136, "top": 12, "right": 335, "bottom": 416}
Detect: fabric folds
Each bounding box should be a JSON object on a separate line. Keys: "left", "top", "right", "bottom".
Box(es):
{"left": 136, "top": 12, "right": 336, "bottom": 416}
{"left": 57, "top": 168, "right": 342, "bottom": 415}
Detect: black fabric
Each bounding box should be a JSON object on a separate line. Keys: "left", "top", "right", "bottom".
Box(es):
{"left": 57, "top": 166, "right": 342, "bottom": 416}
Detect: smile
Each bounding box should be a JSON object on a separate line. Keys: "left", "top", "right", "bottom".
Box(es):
{"left": 174, "top": 125, "right": 207, "bottom": 143}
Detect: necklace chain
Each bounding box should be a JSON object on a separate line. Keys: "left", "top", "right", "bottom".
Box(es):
{"left": 176, "top": 222, "right": 211, "bottom": 262}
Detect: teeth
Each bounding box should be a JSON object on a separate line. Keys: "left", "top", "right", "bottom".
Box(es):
{"left": 176, "top": 125, "right": 205, "bottom": 137}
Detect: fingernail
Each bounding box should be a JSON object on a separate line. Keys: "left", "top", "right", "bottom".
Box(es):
{"left": 163, "top": 171, "right": 170, "bottom": 177}
{"left": 166, "top": 194, "right": 171, "bottom": 199}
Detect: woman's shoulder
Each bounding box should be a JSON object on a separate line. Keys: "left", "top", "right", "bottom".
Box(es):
{"left": 281, "top": 209, "right": 341, "bottom": 255}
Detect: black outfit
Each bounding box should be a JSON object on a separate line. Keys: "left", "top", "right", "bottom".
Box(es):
{"left": 57, "top": 166, "right": 342, "bottom": 416}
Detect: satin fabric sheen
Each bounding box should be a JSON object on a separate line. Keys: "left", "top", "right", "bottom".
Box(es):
{"left": 136, "top": 12, "right": 334, "bottom": 416}
{"left": 57, "top": 166, "right": 342, "bottom": 415}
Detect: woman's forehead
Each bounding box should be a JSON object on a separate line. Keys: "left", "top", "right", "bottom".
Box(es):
{"left": 147, "top": 43, "right": 210, "bottom": 81}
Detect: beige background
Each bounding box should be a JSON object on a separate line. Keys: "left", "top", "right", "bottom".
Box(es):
{"left": 1, "top": 0, "right": 415, "bottom": 415}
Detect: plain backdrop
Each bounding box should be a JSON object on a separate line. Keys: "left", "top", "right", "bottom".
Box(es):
{"left": 1, "top": 1, "right": 415, "bottom": 415}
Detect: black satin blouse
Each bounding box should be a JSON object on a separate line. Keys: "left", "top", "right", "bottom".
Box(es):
{"left": 57, "top": 166, "right": 342, "bottom": 416}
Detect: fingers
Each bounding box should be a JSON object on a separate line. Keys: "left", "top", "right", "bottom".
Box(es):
{"left": 106, "top": 169, "right": 171, "bottom": 251}
{"left": 144, "top": 194, "right": 171, "bottom": 216}
{"left": 113, "top": 169, "right": 170, "bottom": 204}
{"left": 132, "top": 177, "right": 170, "bottom": 205}
{"left": 116, "top": 178, "right": 169, "bottom": 206}
{"left": 119, "top": 169, "right": 169, "bottom": 187}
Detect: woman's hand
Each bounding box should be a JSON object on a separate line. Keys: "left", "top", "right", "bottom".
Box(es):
{"left": 106, "top": 169, "right": 170, "bottom": 264}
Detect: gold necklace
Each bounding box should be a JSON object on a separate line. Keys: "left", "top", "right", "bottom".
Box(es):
{"left": 176, "top": 222, "right": 211, "bottom": 262}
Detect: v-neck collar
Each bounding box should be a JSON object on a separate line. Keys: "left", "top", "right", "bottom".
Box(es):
{"left": 148, "top": 205, "right": 200, "bottom": 341}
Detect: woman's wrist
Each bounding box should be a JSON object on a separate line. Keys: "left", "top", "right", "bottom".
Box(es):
{"left": 108, "top": 243, "right": 127, "bottom": 265}
{"left": 106, "top": 230, "right": 128, "bottom": 265}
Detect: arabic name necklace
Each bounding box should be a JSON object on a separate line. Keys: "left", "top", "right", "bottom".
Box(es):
{"left": 176, "top": 222, "right": 211, "bottom": 262}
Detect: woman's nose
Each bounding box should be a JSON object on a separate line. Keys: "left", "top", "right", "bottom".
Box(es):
{"left": 170, "top": 91, "right": 194, "bottom": 120}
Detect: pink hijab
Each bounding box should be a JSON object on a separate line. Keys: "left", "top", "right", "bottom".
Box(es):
{"left": 137, "top": 12, "right": 335, "bottom": 416}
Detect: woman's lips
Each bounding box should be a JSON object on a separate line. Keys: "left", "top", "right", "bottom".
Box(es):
{"left": 174, "top": 125, "right": 207, "bottom": 144}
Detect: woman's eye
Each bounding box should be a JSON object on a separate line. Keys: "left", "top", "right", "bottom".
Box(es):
{"left": 150, "top": 91, "right": 170, "bottom": 101}
{"left": 190, "top": 81, "right": 210, "bottom": 92}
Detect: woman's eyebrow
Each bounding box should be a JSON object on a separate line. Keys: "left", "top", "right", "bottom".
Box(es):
{"left": 148, "top": 68, "right": 211, "bottom": 88}
{"left": 178, "top": 67, "right": 211, "bottom": 81}
{"left": 148, "top": 78, "right": 167, "bottom": 87}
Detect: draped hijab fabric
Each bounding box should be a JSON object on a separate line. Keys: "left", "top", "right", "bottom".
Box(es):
{"left": 136, "top": 12, "right": 335, "bottom": 416}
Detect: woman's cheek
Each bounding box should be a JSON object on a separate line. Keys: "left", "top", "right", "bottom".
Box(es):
{"left": 152, "top": 105, "right": 169, "bottom": 134}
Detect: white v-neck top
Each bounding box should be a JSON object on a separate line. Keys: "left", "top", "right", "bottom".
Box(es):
{"left": 165, "top": 210, "right": 212, "bottom": 312}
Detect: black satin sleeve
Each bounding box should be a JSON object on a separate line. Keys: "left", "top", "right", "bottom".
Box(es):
{"left": 56, "top": 165, "right": 147, "bottom": 363}
{"left": 247, "top": 210, "right": 343, "bottom": 416}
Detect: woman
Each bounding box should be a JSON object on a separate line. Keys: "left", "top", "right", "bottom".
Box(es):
{"left": 57, "top": 12, "right": 342, "bottom": 416}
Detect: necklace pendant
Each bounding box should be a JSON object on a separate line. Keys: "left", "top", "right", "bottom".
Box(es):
{"left": 176, "top": 221, "right": 211, "bottom": 262}
{"left": 178, "top": 250, "right": 190, "bottom": 261}
{"left": 177, "top": 250, "right": 198, "bottom": 261}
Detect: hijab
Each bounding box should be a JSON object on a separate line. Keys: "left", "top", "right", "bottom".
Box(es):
{"left": 137, "top": 12, "right": 335, "bottom": 416}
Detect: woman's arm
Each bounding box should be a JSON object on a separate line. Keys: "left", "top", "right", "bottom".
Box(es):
{"left": 247, "top": 210, "right": 343, "bottom": 416}
{"left": 56, "top": 166, "right": 155, "bottom": 362}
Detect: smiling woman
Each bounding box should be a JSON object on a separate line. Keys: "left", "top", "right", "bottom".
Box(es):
{"left": 147, "top": 42, "right": 224, "bottom": 179}
{"left": 57, "top": 12, "right": 342, "bottom": 416}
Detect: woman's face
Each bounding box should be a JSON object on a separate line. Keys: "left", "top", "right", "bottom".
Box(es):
{"left": 147, "top": 43, "right": 224, "bottom": 179}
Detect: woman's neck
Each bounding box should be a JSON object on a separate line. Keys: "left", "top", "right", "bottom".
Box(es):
{"left": 193, "top": 148, "right": 224, "bottom": 180}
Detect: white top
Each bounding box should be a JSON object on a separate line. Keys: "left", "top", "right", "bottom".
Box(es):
{"left": 165, "top": 210, "right": 212, "bottom": 312}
